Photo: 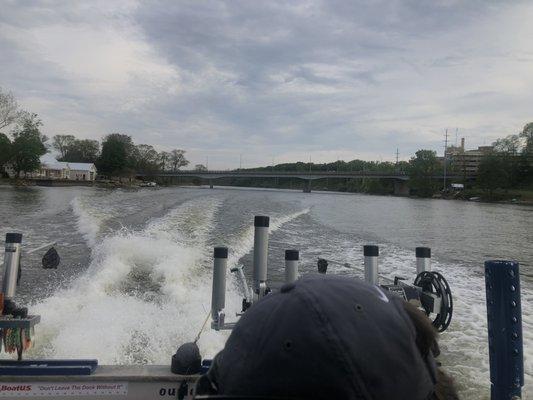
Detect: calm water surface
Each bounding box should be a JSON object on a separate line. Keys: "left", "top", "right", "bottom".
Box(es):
{"left": 0, "top": 185, "right": 531, "bottom": 399}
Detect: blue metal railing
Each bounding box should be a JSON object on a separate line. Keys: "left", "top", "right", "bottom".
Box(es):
{"left": 485, "top": 260, "right": 524, "bottom": 399}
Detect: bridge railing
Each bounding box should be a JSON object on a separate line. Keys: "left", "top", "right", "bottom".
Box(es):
{"left": 137, "top": 170, "right": 472, "bottom": 180}
{"left": 147, "top": 170, "right": 409, "bottom": 176}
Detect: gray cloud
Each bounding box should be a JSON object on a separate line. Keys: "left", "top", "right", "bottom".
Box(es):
{"left": 1, "top": 0, "right": 532, "bottom": 168}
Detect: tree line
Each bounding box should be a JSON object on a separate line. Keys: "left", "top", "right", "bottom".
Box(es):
{"left": 0, "top": 88, "right": 189, "bottom": 178}
{"left": 232, "top": 151, "right": 441, "bottom": 196}
{"left": 230, "top": 158, "right": 410, "bottom": 194}
{"left": 52, "top": 133, "right": 189, "bottom": 176}
{"left": 475, "top": 123, "right": 533, "bottom": 199}
{"left": 0, "top": 87, "right": 48, "bottom": 176}
{"left": 2, "top": 86, "right": 531, "bottom": 198}
{"left": 236, "top": 123, "right": 533, "bottom": 199}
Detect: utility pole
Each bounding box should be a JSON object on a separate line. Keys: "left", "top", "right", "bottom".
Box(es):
{"left": 206, "top": 156, "right": 209, "bottom": 171}
{"left": 443, "top": 129, "right": 448, "bottom": 192}
{"left": 309, "top": 155, "right": 312, "bottom": 172}
{"left": 239, "top": 154, "right": 242, "bottom": 170}
{"left": 395, "top": 148, "right": 399, "bottom": 170}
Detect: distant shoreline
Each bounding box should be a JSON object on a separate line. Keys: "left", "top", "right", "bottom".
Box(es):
{"left": 1, "top": 178, "right": 532, "bottom": 206}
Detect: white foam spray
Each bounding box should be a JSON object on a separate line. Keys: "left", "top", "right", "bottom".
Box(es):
{"left": 31, "top": 197, "right": 226, "bottom": 362}
{"left": 30, "top": 197, "right": 310, "bottom": 364}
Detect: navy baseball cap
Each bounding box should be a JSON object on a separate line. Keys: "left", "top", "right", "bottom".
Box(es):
{"left": 197, "top": 274, "right": 437, "bottom": 399}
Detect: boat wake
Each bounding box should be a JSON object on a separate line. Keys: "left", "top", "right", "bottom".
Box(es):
{"left": 29, "top": 196, "right": 309, "bottom": 364}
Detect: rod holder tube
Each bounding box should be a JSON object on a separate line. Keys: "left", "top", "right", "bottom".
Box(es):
{"left": 211, "top": 247, "right": 228, "bottom": 322}
{"left": 252, "top": 216, "right": 270, "bottom": 293}
{"left": 284, "top": 250, "right": 299, "bottom": 284}
{"left": 485, "top": 260, "right": 523, "bottom": 400}
{"left": 416, "top": 247, "right": 431, "bottom": 274}
{"left": 2, "top": 233, "right": 22, "bottom": 300}
{"left": 363, "top": 245, "right": 379, "bottom": 285}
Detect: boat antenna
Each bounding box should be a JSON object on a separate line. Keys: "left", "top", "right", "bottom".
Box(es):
{"left": 194, "top": 309, "right": 211, "bottom": 344}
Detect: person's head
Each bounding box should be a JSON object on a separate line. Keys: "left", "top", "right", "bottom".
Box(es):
{"left": 196, "top": 274, "right": 458, "bottom": 399}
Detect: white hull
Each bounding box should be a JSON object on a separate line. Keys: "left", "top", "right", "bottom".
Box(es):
{"left": 0, "top": 365, "right": 196, "bottom": 400}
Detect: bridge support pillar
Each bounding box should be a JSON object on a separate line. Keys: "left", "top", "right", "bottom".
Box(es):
{"left": 393, "top": 180, "right": 409, "bottom": 196}
{"left": 209, "top": 179, "right": 214, "bottom": 189}
{"left": 303, "top": 180, "right": 312, "bottom": 193}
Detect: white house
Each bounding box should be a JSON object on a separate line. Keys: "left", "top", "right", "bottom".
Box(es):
{"left": 3, "top": 157, "right": 97, "bottom": 181}
{"left": 35, "top": 161, "right": 97, "bottom": 181}
{"left": 65, "top": 162, "right": 97, "bottom": 181}
{"left": 36, "top": 161, "right": 70, "bottom": 179}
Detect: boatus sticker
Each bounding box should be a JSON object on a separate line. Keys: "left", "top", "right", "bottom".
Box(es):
{"left": 0, "top": 382, "right": 128, "bottom": 397}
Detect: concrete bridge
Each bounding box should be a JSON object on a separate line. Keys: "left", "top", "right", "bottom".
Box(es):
{"left": 138, "top": 170, "right": 462, "bottom": 195}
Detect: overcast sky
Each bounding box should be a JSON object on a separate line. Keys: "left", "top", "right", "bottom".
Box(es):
{"left": 1, "top": 1, "right": 532, "bottom": 169}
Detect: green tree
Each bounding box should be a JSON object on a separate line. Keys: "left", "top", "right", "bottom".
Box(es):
{"left": 517, "top": 122, "right": 533, "bottom": 185}
{"left": 158, "top": 151, "right": 170, "bottom": 171}
{"left": 52, "top": 135, "right": 76, "bottom": 159}
{"left": 10, "top": 114, "right": 47, "bottom": 176}
{"left": 194, "top": 164, "right": 207, "bottom": 171}
{"left": 0, "top": 133, "right": 12, "bottom": 175}
{"left": 134, "top": 144, "right": 159, "bottom": 173}
{"left": 477, "top": 154, "right": 509, "bottom": 199}
{"left": 520, "top": 122, "right": 533, "bottom": 155}
{"left": 0, "top": 88, "right": 24, "bottom": 131}
{"left": 491, "top": 135, "right": 522, "bottom": 187}
{"left": 169, "top": 149, "right": 189, "bottom": 171}
{"left": 60, "top": 139, "right": 100, "bottom": 163}
{"left": 0, "top": 133, "right": 11, "bottom": 161}
{"left": 515, "top": 154, "right": 532, "bottom": 186}
{"left": 407, "top": 150, "right": 440, "bottom": 197}
{"left": 493, "top": 134, "right": 521, "bottom": 156}
{"left": 97, "top": 133, "right": 135, "bottom": 175}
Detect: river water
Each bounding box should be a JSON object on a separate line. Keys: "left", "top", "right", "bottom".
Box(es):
{"left": 0, "top": 185, "right": 531, "bottom": 398}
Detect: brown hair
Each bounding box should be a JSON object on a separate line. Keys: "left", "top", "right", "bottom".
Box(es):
{"left": 403, "top": 301, "right": 460, "bottom": 400}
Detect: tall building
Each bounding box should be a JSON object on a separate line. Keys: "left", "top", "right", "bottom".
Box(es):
{"left": 447, "top": 138, "right": 493, "bottom": 176}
